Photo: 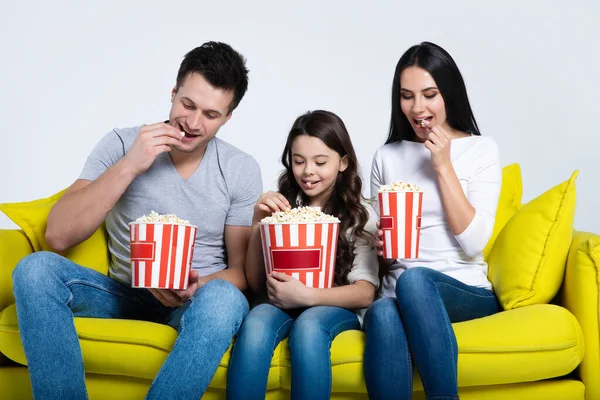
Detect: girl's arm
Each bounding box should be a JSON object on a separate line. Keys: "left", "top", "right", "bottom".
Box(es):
{"left": 245, "top": 191, "right": 291, "bottom": 294}
{"left": 267, "top": 273, "right": 375, "bottom": 309}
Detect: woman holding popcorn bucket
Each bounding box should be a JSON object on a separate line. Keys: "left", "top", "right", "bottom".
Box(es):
{"left": 363, "top": 42, "right": 503, "bottom": 400}
{"left": 227, "top": 110, "right": 379, "bottom": 399}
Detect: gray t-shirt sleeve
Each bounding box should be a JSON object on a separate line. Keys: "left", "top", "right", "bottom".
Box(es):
{"left": 226, "top": 155, "right": 262, "bottom": 226}
{"left": 79, "top": 130, "right": 127, "bottom": 181}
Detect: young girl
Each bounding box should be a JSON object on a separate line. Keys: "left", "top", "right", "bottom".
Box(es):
{"left": 363, "top": 42, "right": 502, "bottom": 400}
{"left": 226, "top": 110, "right": 379, "bottom": 400}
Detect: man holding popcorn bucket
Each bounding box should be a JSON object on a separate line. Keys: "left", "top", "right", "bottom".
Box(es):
{"left": 12, "top": 42, "right": 262, "bottom": 400}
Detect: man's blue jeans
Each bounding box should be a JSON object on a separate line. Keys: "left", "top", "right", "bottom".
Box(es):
{"left": 12, "top": 251, "right": 249, "bottom": 400}
{"left": 363, "top": 267, "right": 501, "bottom": 400}
{"left": 226, "top": 303, "right": 360, "bottom": 400}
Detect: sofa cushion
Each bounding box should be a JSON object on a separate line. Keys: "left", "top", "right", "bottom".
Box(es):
{"left": 3, "top": 302, "right": 578, "bottom": 392}
{"left": 487, "top": 171, "right": 578, "bottom": 310}
{"left": 0, "top": 190, "right": 110, "bottom": 275}
{"left": 483, "top": 163, "right": 523, "bottom": 261}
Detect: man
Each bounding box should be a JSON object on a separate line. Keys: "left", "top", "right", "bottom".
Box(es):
{"left": 12, "top": 41, "right": 262, "bottom": 399}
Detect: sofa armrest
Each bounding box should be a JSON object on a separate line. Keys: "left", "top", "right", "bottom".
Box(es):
{"left": 0, "top": 229, "right": 33, "bottom": 311}
{"left": 0, "top": 229, "right": 32, "bottom": 367}
{"left": 560, "top": 230, "right": 600, "bottom": 400}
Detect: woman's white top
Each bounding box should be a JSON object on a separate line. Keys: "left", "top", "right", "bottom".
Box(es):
{"left": 371, "top": 136, "right": 501, "bottom": 298}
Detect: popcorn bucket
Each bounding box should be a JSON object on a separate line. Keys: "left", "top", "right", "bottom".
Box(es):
{"left": 129, "top": 222, "right": 197, "bottom": 289}
{"left": 378, "top": 192, "right": 423, "bottom": 259}
{"left": 260, "top": 222, "right": 339, "bottom": 288}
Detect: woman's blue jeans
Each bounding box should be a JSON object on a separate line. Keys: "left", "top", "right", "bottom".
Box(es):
{"left": 363, "top": 267, "right": 501, "bottom": 400}
{"left": 226, "top": 303, "right": 360, "bottom": 400}
{"left": 12, "top": 251, "right": 249, "bottom": 400}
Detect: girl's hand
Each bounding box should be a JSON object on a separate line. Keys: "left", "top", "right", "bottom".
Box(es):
{"left": 425, "top": 126, "right": 452, "bottom": 173}
{"left": 267, "top": 272, "right": 314, "bottom": 309}
{"left": 253, "top": 191, "right": 291, "bottom": 224}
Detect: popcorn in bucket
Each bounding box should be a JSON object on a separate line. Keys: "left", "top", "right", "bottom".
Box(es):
{"left": 378, "top": 182, "right": 423, "bottom": 259}
{"left": 129, "top": 211, "right": 197, "bottom": 290}
{"left": 260, "top": 207, "right": 340, "bottom": 289}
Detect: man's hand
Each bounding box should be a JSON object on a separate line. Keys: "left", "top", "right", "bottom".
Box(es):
{"left": 122, "top": 122, "right": 184, "bottom": 177}
{"left": 148, "top": 269, "right": 202, "bottom": 307}
{"left": 267, "top": 271, "right": 314, "bottom": 309}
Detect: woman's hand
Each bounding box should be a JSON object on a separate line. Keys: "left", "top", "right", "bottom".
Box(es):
{"left": 267, "top": 272, "right": 314, "bottom": 309}
{"left": 252, "top": 191, "right": 291, "bottom": 224}
{"left": 374, "top": 220, "right": 385, "bottom": 256}
{"left": 425, "top": 126, "right": 452, "bottom": 174}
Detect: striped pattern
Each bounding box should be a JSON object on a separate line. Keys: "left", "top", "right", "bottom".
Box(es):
{"left": 378, "top": 192, "right": 423, "bottom": 259}
{"left": 129, "top": 223, "right": 197, "bottom": 290}
{"left": 260, "top": 222, "right": 339, "bottom": 288}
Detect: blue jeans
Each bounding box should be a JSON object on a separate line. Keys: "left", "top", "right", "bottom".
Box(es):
{"left": 363, "top": 267, "right": 501, "bottom": 400}
{"left": 226, "top": 303, "right": 360, "bottom": 400}
{"left": 12, "top": 251, "right": 249, "bottom": 400}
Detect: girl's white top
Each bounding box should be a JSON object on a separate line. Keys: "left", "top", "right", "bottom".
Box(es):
{"left": 371, "top": 136, "right": 501, "bottom": 297}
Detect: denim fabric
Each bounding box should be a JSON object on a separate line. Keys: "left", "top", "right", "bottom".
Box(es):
{"left": 227, "top": 303, "right": 360, "bottom": 400}
{"left": 363, "top": 267, "right": 501, "bottom": 400}
{"left": 12, "top": 251, "right": 249, "bottom": 400}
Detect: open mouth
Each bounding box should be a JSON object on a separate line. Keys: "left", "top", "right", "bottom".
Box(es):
{"left": 178, "top": 123, "right": 200, "bottom": 139}
{"left": 303, "top": 180, "right": 320, "bottom": 189}
{"left": 413, "top": 117, "right": 432, "bottom": 128}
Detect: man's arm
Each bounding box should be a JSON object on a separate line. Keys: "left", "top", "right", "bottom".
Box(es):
{"left": 46, "top": 162, "right": 136, "bottom": 252}
{"left": 196, "top": 225, "right": 252, "bottom": 292}
{"left": 46, "top": 123, "right": 184, "bottom": 252}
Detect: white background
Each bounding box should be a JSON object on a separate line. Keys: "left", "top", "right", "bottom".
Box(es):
{"left": 1, "top": 1, "right": 598, "bottom": 232}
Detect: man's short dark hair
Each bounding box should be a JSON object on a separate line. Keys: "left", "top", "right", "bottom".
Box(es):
{"left": 176, "top": 41, "right": 249, "bottom": 113}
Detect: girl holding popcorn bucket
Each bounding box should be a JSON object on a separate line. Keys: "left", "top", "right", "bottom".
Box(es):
{"left": 363, "top": 42, "right": 503, "bottom": 400}
{"left": 227, "top": 110, "right": 379, "bottom": 399}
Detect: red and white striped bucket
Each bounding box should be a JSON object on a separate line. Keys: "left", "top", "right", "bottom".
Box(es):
{"left": 259, "top": 222, "right": 339, "bottom": 288}
{"left": 378, "top": 192, "right": 423, "bottom": 259}
{"left": 129, "top": 222, "right": 197, "bottom": 290}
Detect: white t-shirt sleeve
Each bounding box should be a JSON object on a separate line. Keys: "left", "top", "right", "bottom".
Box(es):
{"left": 454, "top": 138, "right": 502, "bottom": 257}
{"left": 346, "top": 203, "right": 380, "bottom": 289}
{"left": 370, "top": 149, "right": 383, "bottom": 218}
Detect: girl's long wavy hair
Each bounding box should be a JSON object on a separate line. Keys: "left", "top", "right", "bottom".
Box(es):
{"left": 278, "top": 110, "right": 371, "bottom": 286}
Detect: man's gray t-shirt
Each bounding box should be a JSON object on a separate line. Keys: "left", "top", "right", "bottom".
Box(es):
{"left": 79, "top": 126, "right": 262, "bottom": 285}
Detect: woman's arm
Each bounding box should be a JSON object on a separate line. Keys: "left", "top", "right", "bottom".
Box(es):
{"left": 427, "top": 128, "right": 501, "bottom": 256}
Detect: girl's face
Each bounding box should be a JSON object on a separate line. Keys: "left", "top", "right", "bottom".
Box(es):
{"left": 399, "top": 66, "right": 451, "bottom": 142}
{"left": 291, "top": 134, "right": 348, "bottom": 207}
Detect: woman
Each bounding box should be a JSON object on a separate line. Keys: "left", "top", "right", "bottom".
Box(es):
{"left": 363, "top": 42, "right": 502, "bottom": 400}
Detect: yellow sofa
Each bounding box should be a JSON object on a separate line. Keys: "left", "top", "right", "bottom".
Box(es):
{"left": 0, "top": 164, "right": 599, "bottom": 400}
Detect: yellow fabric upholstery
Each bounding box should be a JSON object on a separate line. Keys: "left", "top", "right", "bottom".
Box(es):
{"left": 483, "top": 163, "right": 523, "bottom": 260}
{"left": 561, "top": 231, "right": 600, "bottom": 400}
{"left": 488, "top": 171, "right": 578, "bottom": 309}
{"left": 0, "top": 190, "right": 110, "bottom": 275}
{"left": 1, "top": 164, "right": 598, "bottom": 400}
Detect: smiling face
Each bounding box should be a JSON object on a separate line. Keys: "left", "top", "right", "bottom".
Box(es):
{"left": 168, "top": 72, "right": 234, "bottom": 155}
{"left": 290, "top": 134, "right": 348, "bottom": 207}
{"left": 399, "top": 66, "right": 451, "bottom": 142}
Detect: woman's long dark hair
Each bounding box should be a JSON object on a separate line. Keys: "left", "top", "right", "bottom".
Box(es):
{"left": 386, "top": 41, "right": 480, "bottom": 144}
{"left": 278, "top": 110, "right": 370, "bottom": 286}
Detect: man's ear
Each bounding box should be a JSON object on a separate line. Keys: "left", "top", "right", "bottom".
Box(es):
{"left": 171, "top": 86, "right": 178, "bottom": 103}
{"left": 223, "top": 112, "right": 233, "bottom": 125}
{"left": 340, "top": 155, "right": 349, "bottom": 172}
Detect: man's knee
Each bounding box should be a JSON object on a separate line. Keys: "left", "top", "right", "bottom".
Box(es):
{"left": 364, "top": 297, "right": 398, "bottom": 327}
{"left": 12, "top": 251, "right": 66, "bottom": 291}
{"left": 194, "top": 279, "right": 249, "bottom": 322}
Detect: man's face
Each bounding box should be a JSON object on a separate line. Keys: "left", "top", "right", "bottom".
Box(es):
{"left": 168, "top": 72, "right": 234, "bottom": 154}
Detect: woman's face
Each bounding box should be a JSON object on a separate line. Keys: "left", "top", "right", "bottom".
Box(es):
{"left": 399, "top": 66, "right": 450, "bottom": 142}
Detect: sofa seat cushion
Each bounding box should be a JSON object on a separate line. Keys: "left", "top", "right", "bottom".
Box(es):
{"left": 0, "top": 303, "right": 584, "bottom": 392}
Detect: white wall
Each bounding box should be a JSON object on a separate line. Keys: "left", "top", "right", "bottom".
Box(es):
{"left": 1, "top": 0, "right": 598, "bottom": 233}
